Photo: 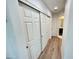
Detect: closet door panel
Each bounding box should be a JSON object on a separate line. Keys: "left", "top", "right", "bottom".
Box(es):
{"left": 33, "top": 22, "right": 40, "bottom": 40}
{"left": 40, "top": 13, "right": 47, "bottom": 50}
{"left": 24, "top": 17, "right": 32, "bottom": 23}
{"left": 23, "top": 6, "right": 32, "bottom": 17}
{"left": 40, "top": 13, "right": 50, "bottom": 51}
{"left": 23, "top": 5, "right": 41, "bottom": 59}
{"left": 28, "top": 39, "right": 41, "bottom": 59}
{"left": 26, "top": 22, "right": 41, "bottom": 59}
{"left": 31, "top": 9, "right": 39, "bottom": 19}
{"left": 26, "top": 23, "right": 33, "bottom": 41}
{"left": 30, "top": 9, "right": 41, "bottom": 59}
{"left": 42, "top": 35, "right": 47, "bottom": 50}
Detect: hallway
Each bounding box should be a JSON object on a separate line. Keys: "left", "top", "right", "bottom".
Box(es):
{"left": 38, "top": 36, "right": 62, "bottom": 59}
{"left": 6, "top": 0, "right": 72, "bottom": 59}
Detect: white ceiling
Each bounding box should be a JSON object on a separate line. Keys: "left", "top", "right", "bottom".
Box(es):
{"left": 42, "top": 0, "right": 66, "bottom": 13}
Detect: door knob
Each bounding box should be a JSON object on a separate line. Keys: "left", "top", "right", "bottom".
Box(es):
{"left": 26, "top": 46, "right": 28, "bottom": 48}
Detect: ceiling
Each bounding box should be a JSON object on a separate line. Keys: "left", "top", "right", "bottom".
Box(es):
{"left": 42, "top": 0, "right": 66, "bottom": 13}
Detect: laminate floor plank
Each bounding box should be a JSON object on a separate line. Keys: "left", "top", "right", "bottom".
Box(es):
{"left": 38, "top": 36, "right": 62, "bottom": 59}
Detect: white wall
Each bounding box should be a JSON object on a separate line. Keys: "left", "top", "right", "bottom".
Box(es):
{"left": 63, "top": 0, "right": 73, "bottom": 59}
{"left": 51, "top": 12, "right": 64, "bottom": 36}
{"left": 6, "top": 18, "right": 18, "bottom": 59}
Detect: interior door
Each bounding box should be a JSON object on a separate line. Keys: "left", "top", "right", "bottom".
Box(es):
{"left": 23, "top": 5, "right": 41, "bottom": 59}
{"left": 40, "top": 13, "right": 50, "bottom": 51}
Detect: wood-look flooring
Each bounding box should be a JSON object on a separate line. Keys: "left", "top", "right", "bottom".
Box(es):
{"left": 38, "top": 36, "right": 62, "bottom": 59}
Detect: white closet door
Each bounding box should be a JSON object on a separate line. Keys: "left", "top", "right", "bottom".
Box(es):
{"left": 46, "top": 16, "right": 51, "bottom": 39}
{"left": 40, "top": 13, "right": 50, "bottom": 51}
{"left": 40, "top": 13, "right": 47, "bottom": 51}
{"left": 23, "top": 5, "right": 41, "bottom": 59}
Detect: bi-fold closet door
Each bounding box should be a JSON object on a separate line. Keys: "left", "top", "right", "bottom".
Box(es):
{"left": 20, "top": 4, "right": 42, "bottom": 59}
